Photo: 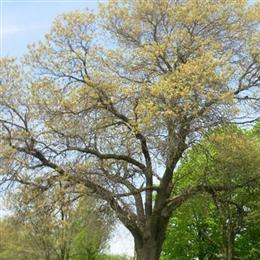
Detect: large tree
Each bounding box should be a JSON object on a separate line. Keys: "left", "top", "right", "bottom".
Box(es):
{"left": 0, "top": 1, "right": 259, "bottom": 259}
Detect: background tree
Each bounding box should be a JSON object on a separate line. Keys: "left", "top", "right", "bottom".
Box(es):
{"left": 162, "top": 125, "right": 260, "bottom": 260}
{"left": 162, "top": 195, "right": 221, "bottom": 260}
{"left": 69, "top": 197, "right": 113, "bottom": 260}
{"left": 0, "top": 217, "right": 39, "bottom": 260}
{"left": 0, "top": 185, "right": 113, "bottom": 260}
{"left": 0, "top": 1, "right": 259, "bottom": 259}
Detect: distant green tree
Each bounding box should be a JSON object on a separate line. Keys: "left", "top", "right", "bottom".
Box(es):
{"left": 0, "top": 184, "right": 113, "bottom": 260}
{"left": 0, "top": 217, "right": 39, "bottom": 260}
{"left": 70, "top": 198, "right": 113, "bottom": 260}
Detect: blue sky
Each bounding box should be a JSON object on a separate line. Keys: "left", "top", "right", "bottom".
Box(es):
{"left": 1, "top": 0, "right": 100, "bottom": 57}
{"left": 0, "top": 0, "right": 134, "bottom": 256}
{"left": 1, "top": 0, "right": 258, "bottom": 57}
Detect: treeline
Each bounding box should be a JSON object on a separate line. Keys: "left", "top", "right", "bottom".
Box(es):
{"left": 0, "top": 185, "right": 130, "bottom": 260}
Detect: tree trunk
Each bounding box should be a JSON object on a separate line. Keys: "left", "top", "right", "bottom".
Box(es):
{"left": 223, "top": 228, "right": 235, "bottom": 260}
{"left": 135, "top": 238, "right": 162, "bottom": 260}
{"left": 223, "top": 242, "right": 233, "bottom": 260}
{"left": 133, "top": 209, "right": 171, "bottom": 260}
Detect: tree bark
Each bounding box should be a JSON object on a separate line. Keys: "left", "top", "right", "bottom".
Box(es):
{"left": 223, "top": 228, "right": 235, "bottom": 260}
{"left": 134, "top": 214, "right": 170, "bottom": 260}
{"left": 135, "top": 238, "right": 163, "bottom": 260}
